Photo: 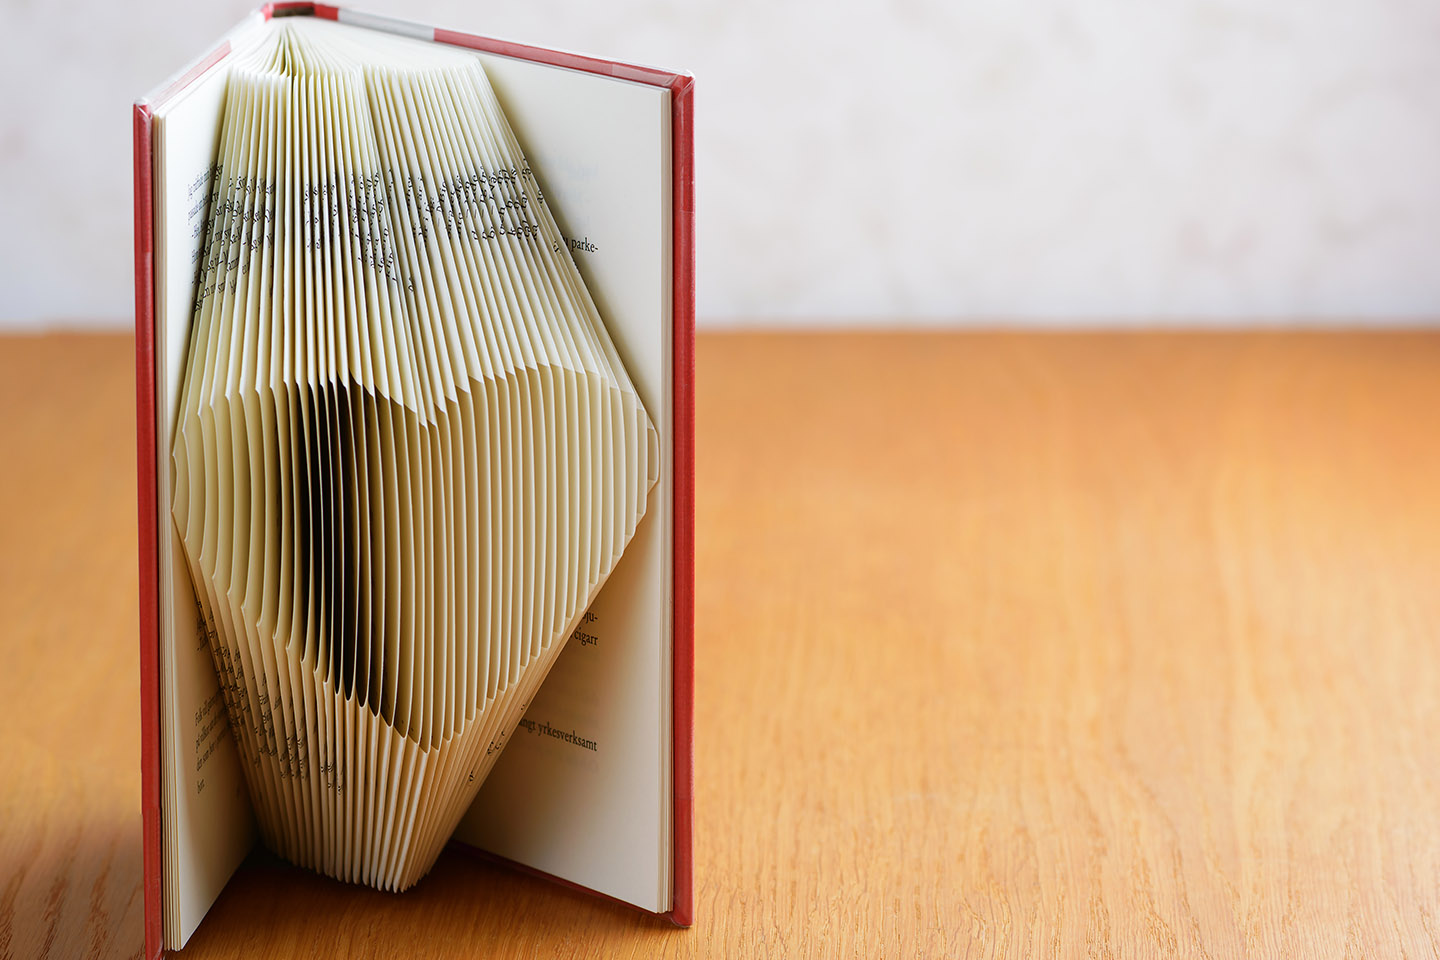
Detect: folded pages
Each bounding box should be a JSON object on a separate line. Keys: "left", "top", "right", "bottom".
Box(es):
{"left": 170, "top": 19, "right": 658, "bottom": 891}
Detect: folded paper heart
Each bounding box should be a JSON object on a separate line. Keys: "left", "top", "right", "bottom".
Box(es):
{"left": 171, "top": 20, "right": 657, "bottom": 891}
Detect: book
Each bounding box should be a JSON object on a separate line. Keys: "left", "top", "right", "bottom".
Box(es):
{"left": 133, "top": 5, "right": 694, "bottom": 956}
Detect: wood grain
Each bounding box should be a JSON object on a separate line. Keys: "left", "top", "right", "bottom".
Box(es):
{"left": 3, "top": 330, "right": 1439, "bottom": 959}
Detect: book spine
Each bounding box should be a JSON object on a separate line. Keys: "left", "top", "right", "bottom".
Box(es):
{"left": 261, "top": 2, "right": 339, "bottom": 20}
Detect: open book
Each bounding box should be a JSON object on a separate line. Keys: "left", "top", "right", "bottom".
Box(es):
{"left": 133, "top": 6, "right": 693, "bottom": 956}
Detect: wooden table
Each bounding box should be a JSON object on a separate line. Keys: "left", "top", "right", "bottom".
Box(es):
{"left": 3, "top": 331, "right": 1439, "bottom": 958}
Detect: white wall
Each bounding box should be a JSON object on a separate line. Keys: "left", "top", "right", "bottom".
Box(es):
{"left": 2, "top": 0, "right": 1438, "bottom": 328}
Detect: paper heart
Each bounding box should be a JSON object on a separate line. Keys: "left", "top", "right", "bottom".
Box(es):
{"left": 170, "top": 21, "right": 657, "bottom": 891}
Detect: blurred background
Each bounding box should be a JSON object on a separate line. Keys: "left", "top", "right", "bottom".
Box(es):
{"left": 2, "top": 0, "right": 1438, "bottom": 329}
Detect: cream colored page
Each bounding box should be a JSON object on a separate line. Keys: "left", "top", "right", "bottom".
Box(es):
{"left": 452, "top": 52, "right": 674, "bottom": 913}
{"left": 151, "top": 62, "right": 257, "bottom": 947}
{"left": 164, "top": 20, "right": 658, "bottom": 900}
{"left": 152, "top": 15, "right": 674, "bottom": 920}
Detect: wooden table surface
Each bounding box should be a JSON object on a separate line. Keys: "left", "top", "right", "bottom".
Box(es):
{"left": 3, "top": 330, "right": 1439, "bottom": 958}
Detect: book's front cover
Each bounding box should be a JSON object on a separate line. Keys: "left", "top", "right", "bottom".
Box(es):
{"left": 133, "top": 96, "right": 162, "bottom": 960}
{"left": 135, "top": 11, "right": 694, "bottom": 954}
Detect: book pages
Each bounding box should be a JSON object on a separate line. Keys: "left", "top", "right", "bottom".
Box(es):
{"left": 169, "top": 19, "right": 658, "bottom": 891}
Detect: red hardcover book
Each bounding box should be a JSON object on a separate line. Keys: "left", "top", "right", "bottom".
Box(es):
{"left": 134, "top": 6, "right": 693, "bottom": 956}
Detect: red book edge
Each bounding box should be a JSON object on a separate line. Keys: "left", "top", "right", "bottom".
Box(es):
{"left": 135, "top": 9, "right": 694, "bottom": 957}
{"left": 133, "top": 95, "right": 161, "bottom": 960}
